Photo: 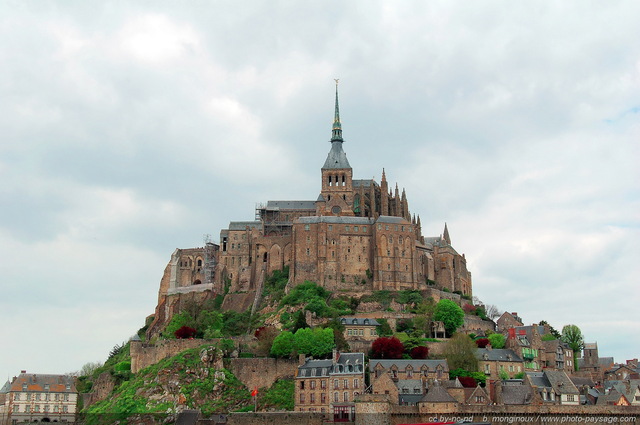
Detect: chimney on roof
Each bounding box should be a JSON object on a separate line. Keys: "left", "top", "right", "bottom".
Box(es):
{"left": 511, "top": 313, "right": 518, "bottom": 317}
{"left": 333, "top": 348, "right": 339, "bottom": 363}
{"left": 20, "top": 370, "right": 26, "bottom": 374}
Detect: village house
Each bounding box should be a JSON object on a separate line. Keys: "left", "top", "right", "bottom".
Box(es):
{"left": 369, "top": 359, "right": 449, "bottom": 405}
{"left": 295, "top": 351, "right": 365, "bottom": 422}
{"left": 525, "top": 370, "right": 580, "bottom": 405}
{"left": 475, "top": 347, "right": 525, "bottom": 380}
{"left": 2, "top": 371, "right": 77, "bottom": 424}
{"left": 339, "top": 317, "right": 380, "bottom": 353}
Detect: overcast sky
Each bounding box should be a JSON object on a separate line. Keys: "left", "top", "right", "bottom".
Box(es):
{"left": 1, "top": 1, "right": 639, "bottom": 381}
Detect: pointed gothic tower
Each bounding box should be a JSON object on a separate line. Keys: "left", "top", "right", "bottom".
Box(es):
{"left": 443, "top": 223, "right": 451, "bottom": 245}
{"left": 319, "top": 80, "right": 354, "bottom": 216}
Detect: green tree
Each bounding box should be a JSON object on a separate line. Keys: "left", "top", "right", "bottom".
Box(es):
{"left": 433, "top": 299, "right": 465, "bottom": 336}
{"left": 163, "top": 312, "right": 195, "bottom": 339}
{"left": 376, "top": 318, "right": 393, "bottom": 336}
{"left": 561, "top": 324, "right": 584, "bottom": 371}
{"left": 270, "top": 331, "right": 295, "bottom": 357}
{"left": 540, "top": 320, "right": 561, "bottom": 339}
{"left": 444, "top": 333, "right": 478, "bottom": 372}
{"left": 322, "top": 319, "right": 350, "bottom": 352}
{"left": 488, "top": 333, "right": 506, "bottom": 349}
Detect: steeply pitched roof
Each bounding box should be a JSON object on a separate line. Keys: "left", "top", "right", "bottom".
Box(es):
{"left": 369, "top": 359, "right": 448, "bottom": 372}
{"left": 545, "top": 370, "right": 579, "bottom": 395}
{"left": 340, "top": 317, "right": 380, "bottom": 326}
{"left": 323, "top": 141, "right": 351, "bottom": 169}
{"left": 501, "top": 385, "right": 533, "bottom": 405}
{"left": 476, "top": 348, "right": 523, "bottom": 362}
{"left": 421, "top": 385, "right": 457, "bottom": 403}
{"left": 10, "top": 373, "right": 76, "bottom": 393}
{"left": 298, "top": 352, "right": 365, "bottom": 378}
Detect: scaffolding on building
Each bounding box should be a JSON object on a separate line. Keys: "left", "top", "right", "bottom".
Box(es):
{"left": 202, "top": 234, "right": 217, "bottom": 285}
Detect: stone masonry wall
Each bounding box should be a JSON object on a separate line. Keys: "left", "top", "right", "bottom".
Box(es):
{"left": 227, "top": 358, "right": 299, "bottom": 391}
{"left": 130, "top": 339, "right": 222, "bottom": 373}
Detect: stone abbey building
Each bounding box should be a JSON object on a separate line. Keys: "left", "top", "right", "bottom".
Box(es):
{"left": 150, "top": 85, "right": 473, "bottom": 325}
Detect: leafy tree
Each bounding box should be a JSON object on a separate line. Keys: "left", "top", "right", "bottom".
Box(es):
{"left": 307, "top": 327, "right": 335, "bottom": 358}
{"left": 409, "top": 346, "right": 429, "bottom": 359}
{"left": 371, "top": 337, "right": 405, "bottom": 359}
{"left": 163, "top": 312, "right": 195, "bottom": 339}
{"left": 475, "top": 338, "right": 490, "bottom": 348}
{"left": 397, "top": 290, "right": 422, "bottom": 310}
{"left": 175, "top": 326, "right": 197, "bottom": 339}
{"left": 541, "top": 334, "right": 557, "bottom": 342}
{"left": 271, "top": 331, "right": 295, "bottom": 357}
{"left": 322, "top": 319, "right": 350, "bottom": 352}
{"left": 561, "top": 324, "right": 584, "bottom": 371}
{"left": 488, "top": 333, "right": 506, "bottom": 349}
{"left": 255, "top": 326, "right": 280, "bottom": 357}
{"left": 449, "top": 368, "right": 486, "bottom": 386}
{"left": 540, "top": 320, "right": 561, "bottom": 339}
{"left": 196, "top": 310, "right": 223, "bottom": 337}
{"left": 444, "top": 333, "right": 478, "bottom": 372}
{"left": 376, "top": 318, "right": 393, "bottom": 336}
{"left": 433, "top": 299, "right": 465, "bottom": 336}
{"left": 499, "top": 368, "right": 509, "bottom": 380}
{"left": 292, "top": 311, "right": 309, "bottom": 332}
{"left": 396, "top": 318, "right": 414, "bottom": 333}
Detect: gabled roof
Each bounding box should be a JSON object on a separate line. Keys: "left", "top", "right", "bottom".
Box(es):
{"left": 421, "top": 385, "right": 457, "bottom": 403}
{"left": 10, "top": 373, "right": 76, "bottom": 393}
{"left": 340, "top": 317, "right": 380, "bottom": 326}
{"left": 376, "top": 216, "right": 410, "bottom": 224}
{"left": 0, "top": 380, "right": 11, "bottom": 394}
{"left": 369, "top": 359, "right": 448, "bottom": 372}
{"left": 501, "top": 384, "right": 533, "bottom": 405}
{"left": 297, "top": 352, "right": 365, "bottom": 378}
{"left": 476, "top": 348, "right": 523, "bottom": 362}
{"left": 545, "top": 370, "right": 579, "bottom": 395}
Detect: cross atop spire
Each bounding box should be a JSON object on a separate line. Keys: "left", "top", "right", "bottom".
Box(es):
{"left": 331, "top": 79, "right": 343, "bottom": 142}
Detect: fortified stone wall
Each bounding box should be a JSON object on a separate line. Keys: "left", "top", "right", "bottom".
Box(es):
{"left": 130, "top": 339, "right": 222, "bottom": 373}
{"left": 463, "top": 315, "right": 496, "bottom": 334}
{"left": 359, "top": 402, "right": 640, "bottom": 425}
{"left": 226, "top": 358, "right": 299, "bottom": 391}
{"left": 220, "top": 412, "right": 326, "bottom": 425}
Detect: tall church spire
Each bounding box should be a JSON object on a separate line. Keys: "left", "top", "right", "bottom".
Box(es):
{"left": 443, "top": 223, "right": 451, "bottom": 245}
{"left": 331, "top": 79, "right": 343, "bottom": 142}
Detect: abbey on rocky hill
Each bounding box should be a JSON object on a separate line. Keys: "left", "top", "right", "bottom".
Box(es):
{"left": 151, "top": 84, "right": 472, "bottom": 322}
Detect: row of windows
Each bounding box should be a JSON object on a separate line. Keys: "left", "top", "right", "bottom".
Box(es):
{"left": 378, "top": 224, "right": 412, "bottom": 232}
{"left": 375, "top": 368, "right": 444, "bottom": 379}
{"left": 300, "top": 391, "right": 357, "bottom": 404}
{"left": 12, "top": 404, "right": 69, "bottom": 413}
{"left": 346, "top": 328, "right": 376, "bottom": 337}
{"left": 14, "top": 393, "right": 70, "bottom": 401}
{"left": 299, "top": 378, "right": 359, "bottom": 390}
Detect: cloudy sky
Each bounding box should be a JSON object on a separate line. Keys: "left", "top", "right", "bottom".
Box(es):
{"left": 1, "top": 1, "right": 638, "bottom": 380}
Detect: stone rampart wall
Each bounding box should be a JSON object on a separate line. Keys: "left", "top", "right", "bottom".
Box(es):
{"left": 130, "top": 339, "right": 221, "bottom": 373}
{"left": 463, "top": 315, "right": 496, "bottom": 334}
{"left": 227, "top": 358, "right": 299, "bottom": 391}
{"left": 221, "top": 412, "right": 326, "bottom": 425}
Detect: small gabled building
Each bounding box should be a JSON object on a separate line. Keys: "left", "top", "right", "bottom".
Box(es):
{"left": 506, "top": 325, "right": 544, "bottom": 371}
{"left": 369, "top": 359, "right": 449, "bottom": 406}
{"left": 542, "top": 339, "right": 574, "bottom": 372}
{"left": 418, "top": 382, "right": 459, "bottom": 413}
{"left": 4, "top": 371, "right": 77, "bottom": 424}
{"left": 495, "top": 379, "right": 533, "bottom": 405}
{"left": 295, "top": 351, "right": 365, "bottom": 422}
{"left": 476, "top": 347, "right": 524, "bottom": 380}
{"left": 526, "top": 370, "right": 580, "bottom": 405}
{"left": 496, "top": 312, "right": 523, "bottom": 333}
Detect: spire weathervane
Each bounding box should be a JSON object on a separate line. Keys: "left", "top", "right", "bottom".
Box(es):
{"left": 331, "top": 78, "right": 343, "bottom": 142}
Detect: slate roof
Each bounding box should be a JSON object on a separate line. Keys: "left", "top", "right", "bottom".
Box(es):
{"left": 298, "top": 216, "right": 374, "bottom": 225}
{"left": 322, "top": 141, "right": 351, "bottom": 169}
{"left": 0, "top": 380, "right": 11, "bottom": 394}
{"left": 397, "top": 379, "right": 424, "bottom": 393}
{"left": 369, "top": 359, "right": 448, "bottom": 372}
{"left": 609, "top": 380, "right": 640, "bottom": 403}
{"left": 570, "top": 376, "right": 596, "bottom": 388}
{"left": 228, "top": 221, "right": 262, "bottom": 231}
{"left": 340, "top": 317, "right": 380, "bottom": 326}
{"left": 476, "top": 348, "right": 523, "bottom": 362}
{"left": 421, "top": 384, "right": 457, "bottom": 403}
{"left": 10, "top": 373, "right": 76, "bottom": 393}
{"left": 527, "top": 371, "right": 579, "bottom": 395}
{"left": 265, "top": 200, "right": 316, "bottom": 210}
{"left": 502, "top": 385, "right": 533, "bottom": 405}
{"left": 353, "top": 179, "right": 378, "bottom": 188}
{"left": 297, "top": 352, "right": 365, "bottom": 378}
{"left": 376, "top": 216, "right": 410, "bottom": 224}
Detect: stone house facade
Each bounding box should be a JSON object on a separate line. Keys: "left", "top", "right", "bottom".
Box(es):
{"left": 3, "top": 372, "right": 77, "bottom": 424}
{"left": 475, "top": 347, "right": 525, "bottom": 380}
{"left": 295, "top": 352, "right": 365, "bottom": 422}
